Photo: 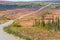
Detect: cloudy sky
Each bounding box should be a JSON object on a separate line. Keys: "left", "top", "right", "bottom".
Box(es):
{"left": 0, "top": 0, "right": 60, "bottom": 1}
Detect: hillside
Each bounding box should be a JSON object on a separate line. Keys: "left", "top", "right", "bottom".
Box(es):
{"left": 0, "top": 1, "right": 60, "bottom": 10}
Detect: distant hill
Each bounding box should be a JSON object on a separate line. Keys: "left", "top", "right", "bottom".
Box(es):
{"left": 0, "top": 1, "right": 60, "bottom": 10}
{"left": 0, "top": 1, "right": 43, "bottom": 10}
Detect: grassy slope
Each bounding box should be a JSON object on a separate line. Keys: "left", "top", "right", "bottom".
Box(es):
{"left": 4, "top": 25, "right": 60, "bottom": 40}
{"left": 3, "top": 22, "right": 32, "bottom": 40}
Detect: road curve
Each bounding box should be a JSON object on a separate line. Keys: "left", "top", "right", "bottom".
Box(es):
{"left": 0, "top": 20, "right": 24, "bottom": 40}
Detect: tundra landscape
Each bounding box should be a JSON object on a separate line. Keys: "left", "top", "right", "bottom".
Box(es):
{"left": 0, "top": 1, "right": 60, "bottom": 40}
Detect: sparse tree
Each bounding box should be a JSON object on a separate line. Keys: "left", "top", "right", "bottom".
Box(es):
{"left": 41, "top": 15, "right": 45, "bottom": 27}
{"left": 57, "top": 17, "right": 60, "bottom": 31}
{"left": 46, "top": 20, "right": 52, "bottom": 31}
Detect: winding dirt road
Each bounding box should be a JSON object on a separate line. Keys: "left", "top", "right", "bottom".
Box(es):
{"left": 0, "top": 20, "right": 24, "bottom": 40}
{"left": 0, "top": 3, "right": 53, "bottom": 40}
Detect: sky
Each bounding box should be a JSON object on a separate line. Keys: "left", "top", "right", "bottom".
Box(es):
{"left": 0, "top": 0, "right": 60, "bottom": 2}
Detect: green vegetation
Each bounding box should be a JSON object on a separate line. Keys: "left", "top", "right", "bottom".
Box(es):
{"left": 33, "top": 12, "right": 60, "bottom": 31}
{"left": 11, "top": 22, "right": 22, "bottom": 27}
{"left": 4, "top": 27, "right": 31, "bottom": 40}
{"left": 4, "top": 25, "right": 57, "bottom": 40}
{"left": 4, "top": 21, "right": 32, "bottom": 40}
{"left": 0, "top": 2, "right": 60, "bottom": 10}
{"left": 0, "top": 3, "right": 42, "bottom": 10}
{"left": 0, "top": 17, "right": 9, "bottom": 24}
